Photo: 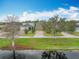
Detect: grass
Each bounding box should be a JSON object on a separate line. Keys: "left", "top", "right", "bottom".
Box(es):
{"left": 44, "top": 33, "right": 52, "bottom": 36}
{"left": 0, "top": 39, "right": 11, "bottom": 48}
{"left": 16, "top": 38, "right": 79, "bottom": 50}
{"left": 71, "top": 32, "right": 79, "bottom": 36}
{"left": 20, "top": 31, "right": 63, "bottom": 36}
{"left": 44, "top": 32, "right": 63, "bottom": 36}
{"left": 0, "top": 38, "right": 79, "bottom": 50}
{"left": 54, "top": 32, "right": 63, "bottom": 36}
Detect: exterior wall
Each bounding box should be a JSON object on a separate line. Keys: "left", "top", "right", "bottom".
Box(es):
{"left": 75, "top": 27, "right": 79, "bottom": 32}
{"left": 75, "top": 23, "right": 79, "bottom": 32}
{"left": 20, "top": 22, "right": 35, "bottom": 34}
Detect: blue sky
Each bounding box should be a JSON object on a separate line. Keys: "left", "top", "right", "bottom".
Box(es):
{"left": 0, "top": 0, "right": 79, "bottom": 15}
{"left": 0, "top": 0, "right": 79, "bottom": 21}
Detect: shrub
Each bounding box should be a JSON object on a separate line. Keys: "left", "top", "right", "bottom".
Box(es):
{"left": 24, "top": 29, "right": 28, "bottom": 34}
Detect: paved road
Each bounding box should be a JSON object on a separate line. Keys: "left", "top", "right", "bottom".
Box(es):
{"left": 0, "top": 50, "right": 79, "bottom": 59}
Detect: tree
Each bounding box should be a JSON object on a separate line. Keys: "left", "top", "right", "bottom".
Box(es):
{"left": 41, "top": 16, "right": 62, "bottom": 35}
{"left": 41, "top": 20, "right": 52, "bottom": 33}
{"left": 3, "top": 15, "right": 20, "bottom": 59}
{"left": 58, "top": 18, "right": 66, "bottom": 32}
{"left": 64, "top": 20, "right": 76, "bottom": 33}
{"left": 49, "top": 16, "right": 60, "bottom": 35}
{"left": 41, "top": 15, "right": 76, "bottom": 35}
{"left": 33, "top": 20, "right": 39, "bottom": 32}
{"left": 49, "top": 16, "right": 76, "bottom": 34}
{"left": 24, "top": 29, "right": 29, "bottom": 34}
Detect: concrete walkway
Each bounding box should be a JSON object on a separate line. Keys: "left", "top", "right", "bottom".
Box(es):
{"left": 0, "top": 36, "right": 79, "bottom": 38}
{"left": 18, "top": 36, "right": 79, "bottom": 38}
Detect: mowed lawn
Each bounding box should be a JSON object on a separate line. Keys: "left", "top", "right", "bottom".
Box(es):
{"left": 16, "top": 38, "right": 79, "bottom": 50}
{"left": 72, "top": 32, "right": 79, "bottom": 36}
{"left": 0, "top": 38, "right": 79, "bottom": 50}
{"left": 44, "top": 32, "right": 63, "bottom": 36}
{"left": 0, "top": 39, "right": 11, "bottom": 48}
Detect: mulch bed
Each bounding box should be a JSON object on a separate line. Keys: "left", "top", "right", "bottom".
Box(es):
{"left": 0, "top": 45, "right": 34, "bottom": 50}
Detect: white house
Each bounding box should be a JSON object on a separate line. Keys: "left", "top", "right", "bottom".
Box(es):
{"left": 20, "top": 22, "right": 35, "bottom": 33}
{"left": 75, "top": 23, "right": 79, "bottom": 32}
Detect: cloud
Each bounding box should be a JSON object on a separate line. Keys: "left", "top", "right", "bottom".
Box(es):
{"left": 19, "top": 6, "right": 79, "bottom": 21}
{"left": 54, "top": 6, "right": 79, "bottom": 20}
{"left": 19, "top": 11, "right": 55, "bottom": 21}
{"left": 1, "top": 6, "right": 79, "bottom": 22}
{"left": 70, "top": 6, "right": 79, "bottom": 11}
{"left": 0, "top": 16, "right": 6, "bottom": 22}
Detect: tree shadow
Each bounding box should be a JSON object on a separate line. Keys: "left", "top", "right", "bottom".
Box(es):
{"left": 1, "top": 52, "right": 26, "bottom": 59}
{"left": 41, "top": 51, "right": 67, "bottom": 59}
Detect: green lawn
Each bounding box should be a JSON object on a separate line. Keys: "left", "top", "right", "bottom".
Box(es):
{"left": 21, "top": 31, "right": 63, "bottom": 36}
{"left": 16, "top": 38, "right": 79, "bottom": 50}
{"left": 0, "top": 38, "right": 79, "bottom": 50}
{"left": 44, "top": 32, "right": 63, "bottom": 36}
{"left": 0, "top": 39, "right": 11, "bottom": 48}
{"left": 71, "top": 32, "right": 79, "bottom": 36}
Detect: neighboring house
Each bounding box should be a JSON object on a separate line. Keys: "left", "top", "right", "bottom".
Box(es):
{"left": 0, "top": 23, "right": 6, "bottom": 32}
{"left": 20, "top": 22, "right": 35, "bottom": 31}
{"left": 75, "top": 23, "right": 79, "bottom": 32}
{"left": 0, "top": 22, "right": 35, "bottom": 33}
{"left": 35, "top": 22, "right": 43, "bottom": 30}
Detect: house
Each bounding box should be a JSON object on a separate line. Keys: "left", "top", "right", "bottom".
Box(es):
{"left": 20, "top": 22, "right": 35, "bottom": 33}
{"left": 75, "top": 23, "right": 79, "bottom": 32}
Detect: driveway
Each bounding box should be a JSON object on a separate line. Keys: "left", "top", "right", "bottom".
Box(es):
{"left": 34, "top": 31, "right": 44, "bottom": 37}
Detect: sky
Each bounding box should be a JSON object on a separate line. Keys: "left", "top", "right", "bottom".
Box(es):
{"left": 0, "top": 0, "right": 79, "bottom": 21}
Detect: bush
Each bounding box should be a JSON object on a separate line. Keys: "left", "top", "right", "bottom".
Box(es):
{"left": 24, "top": 29, "right": 28, "bottom": 34}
